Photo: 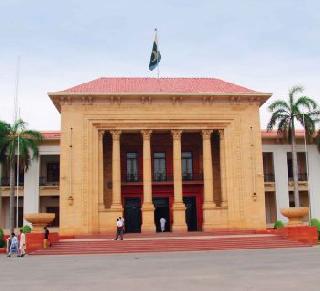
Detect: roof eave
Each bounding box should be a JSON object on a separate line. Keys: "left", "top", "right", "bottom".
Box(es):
{"left": 48, "top": 92, "right": 272, "bottom": 113}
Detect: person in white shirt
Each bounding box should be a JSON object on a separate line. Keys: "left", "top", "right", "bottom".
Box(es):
{"left": 19, "top": 229, "right": 26, "bottom": 257}
{"left": 114, "top": 218, "right": 124, "bottom": 240}
{"left": 160, "top": 217, "right": 166, "bottom": 232}
{"left": 120, "top": 217, "right": 125, "bottom": 233}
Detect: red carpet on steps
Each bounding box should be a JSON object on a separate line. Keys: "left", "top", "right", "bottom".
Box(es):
{"left": 29, "top": 233, "right": 312, "bottom": 256}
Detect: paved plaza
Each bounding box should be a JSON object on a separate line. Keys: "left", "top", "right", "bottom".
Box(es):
{"left": 1, "top": 247, "right": 320, "bottom": 291}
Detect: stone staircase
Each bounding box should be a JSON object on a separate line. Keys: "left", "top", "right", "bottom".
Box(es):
{"left": 29, "top": 232, "right": 312, "bottom": 256}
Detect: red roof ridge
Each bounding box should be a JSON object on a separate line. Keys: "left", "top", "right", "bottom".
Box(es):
{"left": 52, "top": 76, "right": 264, "bottom": 95}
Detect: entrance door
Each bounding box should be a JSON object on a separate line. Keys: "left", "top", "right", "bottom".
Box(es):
{"left": 124, "top": 198, "right": 142, "bottom": 233}
{"left": 46, "top": 207, "right": 60, "bottom": 227}
{"left": 153, "top": 197, "right": 170, "bottom": 232}
{"left": 183, "top": 196, "right": 197, "bottom": 231}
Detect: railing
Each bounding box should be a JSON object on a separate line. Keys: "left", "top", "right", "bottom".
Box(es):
{"left": 39, "top": 176, "right": 59, "bottom": 186}
{"left": 288, "top": 173, "right": 308, "bottom": 182}
{"left": 121, "top": 171, "right": 204, "bottom": 183}
{"left": 264, "top": 173, "right": 275, "bottom": 182}
{"left": 182, "top": 172, "right": 203, "bottom": 181}
{"left": 0, "top": 177, "right": 24, "bottom": 186}
{"left": 125, "top": 173, "right": 142, "bottom": 183}
{"left": 153, "top": 172, "right": 171, "bottom": 182}
{"left": 152, "top": 171, "right": 203, "bottom": 182}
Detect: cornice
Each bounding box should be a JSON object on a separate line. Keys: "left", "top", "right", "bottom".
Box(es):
{"left": 48, "top": 92, "right": 272, "bottom": 112}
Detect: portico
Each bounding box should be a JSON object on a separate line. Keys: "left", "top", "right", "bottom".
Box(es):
{"left": 48, "top": 77, "right": 271, "bottom": 235}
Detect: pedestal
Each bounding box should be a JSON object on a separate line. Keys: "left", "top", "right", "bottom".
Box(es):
{"left": 172, "top": 202, "right": 187, "bottom": 232}
{"left": 141, "top": 203, "right": 156, "bottom": 232}
{"left": 202, "top": 202, "right": 217, "bottom": 231}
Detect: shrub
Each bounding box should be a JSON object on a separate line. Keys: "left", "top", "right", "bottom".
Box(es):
{"left": 0, "top": 228, "right": 4, "bottom": 248}
{"left": 310, "top": 218, "right": 320, "bottom": 239}
{"left": 274, "top": 220, "right": 285, "bottom": 229}
{"left": 22, "top": 225, "right": 32, "bottom": 233}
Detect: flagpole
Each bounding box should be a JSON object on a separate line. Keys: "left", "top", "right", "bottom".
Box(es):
{"left": 155, "top": 28, "right": 160, "bottom": 79}
{"left": 14, "top": 57, "right": 21, "bottom": 230}
{"left": 16, "top": 120, "right": 20, "bottom": 229}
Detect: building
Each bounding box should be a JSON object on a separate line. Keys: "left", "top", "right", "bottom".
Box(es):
{"left": 0, "top": 78, "right": 319, "bottom": 235}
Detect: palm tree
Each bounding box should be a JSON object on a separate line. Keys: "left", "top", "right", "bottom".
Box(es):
{"left": 267, "top": 86, "right": 320, "bottom": 207}
{"left": 0, "top": 122, "right": 10, "bottom": 227}
{"left": 0, "top": 119, "right": 42, "bottom": 233}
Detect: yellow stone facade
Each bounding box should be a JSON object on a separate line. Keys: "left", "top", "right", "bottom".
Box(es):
{"left": 49, "top": 89, "right": 271, "bottom": 235}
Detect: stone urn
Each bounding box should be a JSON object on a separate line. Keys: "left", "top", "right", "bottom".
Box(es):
{"left": 280, "top": 207, "right": 309, "bottom": 226}
{"left": 24, "top": 213, "right": 55, "bottom": 233}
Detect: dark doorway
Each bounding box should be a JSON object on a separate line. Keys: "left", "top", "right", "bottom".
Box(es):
{"left": 153, "top": 197, "right": 170, "bottom": 232}
{"left": 47, "top": 207, "right": 60, "bottom": 227}
{"left": 124, "top": 197, "right": 142, "bottom": 233}
{"left": 183, "top": 196, "right": 197, "bottom": 231}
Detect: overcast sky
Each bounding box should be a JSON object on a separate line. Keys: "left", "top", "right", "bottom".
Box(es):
{"left": 0, "top": 0, "right": 319, "bottom": 130}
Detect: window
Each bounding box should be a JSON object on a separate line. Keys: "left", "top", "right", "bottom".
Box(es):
{"left": 263, "top": 152, "right": 275, "bottom": 182}
{"left": 182, "top": 152, "right": 193, "bottom": 180}
{"left": 47, "top": 162, "right": 60, "bottom": 184}
{"left": 287, "top": 152, "right": 307, "bottom": 181}
{"left": 127, "top": 152, "right": 138, "bottom": 182}
{"left": 14, "top": 207, "right": 24, "bottom": 228}
{"left": 153, "top": 152, "right": 166, "bottom": 181}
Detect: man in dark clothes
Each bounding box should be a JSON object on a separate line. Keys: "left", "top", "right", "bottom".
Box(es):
{"left": 44, "top": 226, "right": 50, "bottom": 247}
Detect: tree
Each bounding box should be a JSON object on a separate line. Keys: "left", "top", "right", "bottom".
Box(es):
{"left": 267, "top": 86, "right": 320, "bottom": 207}
{"left": 0, "top": 119, "right": 42, "bottom": 233}
{"left": 0, "top": 122, "right": 11, "bottom": 228}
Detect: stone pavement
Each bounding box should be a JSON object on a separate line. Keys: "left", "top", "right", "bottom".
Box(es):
{"left": 1, "top": 247, "right": 320, "bottom": 291}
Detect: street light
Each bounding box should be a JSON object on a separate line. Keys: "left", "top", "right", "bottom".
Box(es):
{"left": 293, "top": 112, "right": 312, "bottom": 222}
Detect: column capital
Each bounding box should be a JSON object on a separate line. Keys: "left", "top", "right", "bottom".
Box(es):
{"left": 110, "top": 130, "right": 121, "bottom": 141}
{"left": 201, "top": 129, "right": 213, "bottom": 140}
{"left": 141, "top": 129, "right": 153, "bottom": 140}
{"left": 218, "top": 129, "right": 224, "bottom": 139}
{"left": 171, "top": 129, "right": 183, "bottom": 140}
{"left": 98, "top": 130, "right": 106, "bottom": 139}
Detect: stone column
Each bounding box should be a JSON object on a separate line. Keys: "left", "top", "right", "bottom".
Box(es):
{"left": 110, "top": 130, "right": 123, "bottom": 211}
{"left": 23, "top": 156, "right": 40, "bottom": 226}
{"left": 202, "top": 129, "right": 216, "bottom": 231}
{"left": 141, "top": 130, "right": 155, "bottom": 232}
{"left": 273, "top": 149, "right": 289, "bottom": 222}
{"left": 171, "top": 129, "right": 187, "bottom": 232}
{"left": 98, "top": 130, "right": 105, "bottom": 210}
{"left": 219, "top": 129, "right": 227, "bottom": 207}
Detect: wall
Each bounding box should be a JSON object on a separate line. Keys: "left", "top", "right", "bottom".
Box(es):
{"left": 57, "top": 95, "right": 267, "bottom": 235}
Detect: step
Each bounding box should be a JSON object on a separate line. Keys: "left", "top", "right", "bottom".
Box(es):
{"left": 30, "top": 235, "right": 310, "bottom": 256}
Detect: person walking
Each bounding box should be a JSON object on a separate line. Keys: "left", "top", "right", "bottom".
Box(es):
{"left": 120, "top": 216, "right": 125, "bottom": 233}
{"left": 160, "top": 217, "right": 166, "bottom": 232}
{"left": 44, "top": 226, "right": 50, "bottom": 248}
{"left": 7, "top": 233, "right": 19, "bottom": 257}
{"left": 19, "top": 229, "right": 26, "bottom": 257}
{"left": 114, "top": 218, "right": 124, "bottom": 240}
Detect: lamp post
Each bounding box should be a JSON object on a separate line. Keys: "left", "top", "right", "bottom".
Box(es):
{"left": 301, "top": 113, "right": 311, "bottom": 222}
{"left": 293, "top": 112, "right": 312, "bottom": 222}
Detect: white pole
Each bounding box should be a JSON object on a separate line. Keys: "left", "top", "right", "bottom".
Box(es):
{"left": 302, "top": 113, "right": 311, "bottom": 221}
{"left": 14, "top": 57, "right": 21, "bottom": 230}
{"left": 16, "top": 132, "right": 20, "bottom": 229}
{"left": 13, "top": 56, "right": 21, "bottom": 123}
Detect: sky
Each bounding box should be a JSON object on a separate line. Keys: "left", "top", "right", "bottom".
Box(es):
{"left": 0, "top": 0, "right": 319, "bottom": 130}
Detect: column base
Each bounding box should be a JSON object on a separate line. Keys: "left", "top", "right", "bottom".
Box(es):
{"left": 221, "top": 201, "right": 228, "bottom": 208}
{"left": 141, "top": 203, "right": 156, "bottom": 233}
{"left": 172, "top": 202, "right": 187, "bottom": 232}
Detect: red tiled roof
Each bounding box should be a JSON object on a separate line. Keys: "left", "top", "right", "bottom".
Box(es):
{"left": 261, "top": 130, "right": 306, "bottom": 138}
{"left": 41, "top": 131, "right": 61, "bottom": 140}
{"left": 60, "top": 77, "right": 258, "bottom": 94}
